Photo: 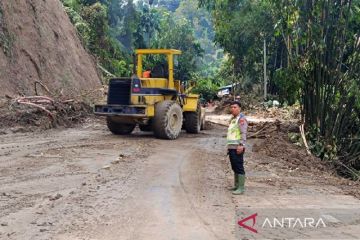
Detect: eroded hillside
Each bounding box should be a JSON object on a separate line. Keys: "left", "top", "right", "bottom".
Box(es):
{"left": 0, "top": 0, "right": 101, "bottom": 97}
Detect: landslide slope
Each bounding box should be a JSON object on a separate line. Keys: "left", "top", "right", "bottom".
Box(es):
{"left": 0, "top": 0, "right": 101, "bottom": 97}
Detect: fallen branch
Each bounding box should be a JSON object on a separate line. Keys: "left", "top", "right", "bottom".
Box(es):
{"left": 98, "top": 64, "right": 116, "bottom": 78}
{"left": 334, "top": 160, "right": 360, "bottom": 181}
{"left": 14, "top": 96, "right": 58, "bottom": 120}
{"left": 300, "top": 124, "right": 311, "bottom": 155}
{"left": 16, "top": 96, "right": 54, "bottom": 103}
{"left": 16, "top": 101, "right": 54, "bottom": 120}
{"left": 34, "top": 81, "right": 53, "bottom": 96}
{"left": 62, "top": 99, "right": 75, "bottom": 103}
{"left": 248, "top": 122, "right": 276, "bottom": 138}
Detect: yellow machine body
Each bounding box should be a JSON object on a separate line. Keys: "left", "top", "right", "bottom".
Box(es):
{"left": 130, "top": 49, "right": 198, "bottom": 117}
{"left": 94, "top": 49, "right": 205, "bottom": 139}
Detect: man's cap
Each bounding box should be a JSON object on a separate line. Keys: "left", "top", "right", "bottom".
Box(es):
{"left": 230, "top": 101, "right": 241, "bottom": 107}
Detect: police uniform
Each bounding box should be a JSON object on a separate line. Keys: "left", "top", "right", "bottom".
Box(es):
{"left": 227, "top": 113, "right": 248, "bottom": 194}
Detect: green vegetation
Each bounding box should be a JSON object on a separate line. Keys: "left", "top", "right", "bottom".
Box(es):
{"left": 61, "top": 0, "right": 220, "bottom": 83}
{"left": 62, "top": 0, "right": 132, "bottom": 79}
{"left": 199, "top": 0, "right": 360, "bottom": 179}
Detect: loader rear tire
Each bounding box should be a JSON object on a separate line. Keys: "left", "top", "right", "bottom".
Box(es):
{"left": 153, "top": 101, "right": 183, "bottom": 140}
{"left": 106, "top": 117, "right": 135, "bottom": 135}
{"left": 184, "top": 103, "right": 201, "bottom": 134}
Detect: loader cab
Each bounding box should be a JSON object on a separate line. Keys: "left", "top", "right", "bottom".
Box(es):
{"left": 147, "top": 63, "right": 169, "bottom": 79}
{"left": 135, "top": 49, "right": 181, "bottom": 90}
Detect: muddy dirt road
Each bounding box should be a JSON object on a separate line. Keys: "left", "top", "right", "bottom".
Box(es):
{"left": 0, "top": 120, "right": 359, "bottom": 240}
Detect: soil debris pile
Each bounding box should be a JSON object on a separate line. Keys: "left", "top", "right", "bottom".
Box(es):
{"left": 250, "top": 121, "right": 329, "bottom": 173}
{"left": 211, "top": 94, "right": 300, "bottom": 121}
{"left": 0, "top": 88, "right": 104, "bottom": 133}
{"left": 247, "top": 105, "right": 301, "bottom": 121}
{"left": 249, "top": 121, "right": 360, "bottom": 199}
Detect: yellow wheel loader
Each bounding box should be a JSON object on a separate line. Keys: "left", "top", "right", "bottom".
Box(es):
{"left": 94, "top": 49, "right": 205, "bottom": 140}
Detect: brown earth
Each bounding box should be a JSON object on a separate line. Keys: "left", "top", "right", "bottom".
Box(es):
{"left": 0, "top": 88, "right": 105, "bottom": 134}
{"left": 0, "top": 99, "right": 94, "bottom": 133}
{"left": 249, "top": 122, "right": 360, "bottom": 200}
{"left": 0, "top": 119, "right": 359, "bottom": 239}
{"left": 0, "top": 0, "right": 101, "bottom": 97}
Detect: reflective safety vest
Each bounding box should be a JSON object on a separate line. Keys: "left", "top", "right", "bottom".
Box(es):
{"left": 227, "top": 116, "right": 241, "bottom": 145}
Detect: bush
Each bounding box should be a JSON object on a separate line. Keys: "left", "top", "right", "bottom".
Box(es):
{"left": 193, "top": 77, "right": 219, "bottom": 101}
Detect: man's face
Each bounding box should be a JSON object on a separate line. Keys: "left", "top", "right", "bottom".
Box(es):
{"left": 230, "top": 104, "right": 241, "bottom": 116}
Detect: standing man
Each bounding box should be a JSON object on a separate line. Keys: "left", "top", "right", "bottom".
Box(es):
{"left": 227, "top": 101, "right": 248, "bottom": 195}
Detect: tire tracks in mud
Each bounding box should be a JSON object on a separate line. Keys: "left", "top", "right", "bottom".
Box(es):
{"left": 178, "top": 154, "right": 222, "bottom": 240}
{"left": 1, "top": 124, "right": 236, "bottom": 239}
{"left": 0, "top": 127, "right": 156, "bottom": 240}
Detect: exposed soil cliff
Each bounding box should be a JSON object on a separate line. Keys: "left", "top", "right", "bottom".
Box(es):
{"left": 0, "top": 0, "right": 101, "bottom": 97}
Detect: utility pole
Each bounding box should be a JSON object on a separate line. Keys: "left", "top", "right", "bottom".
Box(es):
{"left": 263, "top": 38, "right": 267, "bottom": 100}
{"left": 232, "top": 62, "right": 236, "bottom": 101}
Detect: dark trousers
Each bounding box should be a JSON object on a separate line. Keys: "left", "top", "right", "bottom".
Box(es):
{"left": 228, "top": 149, "right": 245, "bottom": 175}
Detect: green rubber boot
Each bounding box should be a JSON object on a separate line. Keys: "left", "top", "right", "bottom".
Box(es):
{"left": 232, "top": 174, "right": 245, "bottom": 195}
{"left": 228, "top": 174, "right": 239, "bottom": 191}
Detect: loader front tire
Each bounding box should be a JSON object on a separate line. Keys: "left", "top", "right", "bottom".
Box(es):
{"left": 153, "top": 101, "right": 183, "bottom": 140}
{"left": 184, "top": 103, "right": 201, "bottom": 134}
{"left": 106, "top": 117, "right": 135, "bottom": 135}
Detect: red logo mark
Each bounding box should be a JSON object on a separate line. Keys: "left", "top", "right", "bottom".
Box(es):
{"left": 238, "top": 213, "right": 258, "bottom": 233}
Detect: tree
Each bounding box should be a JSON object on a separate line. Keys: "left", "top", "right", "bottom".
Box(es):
{"left": 199, "top": 0, "right": 275, "bottom": 91}
{"left": 134, "top": 2, "right": 161, "bottom": 49}
{"left": 151, "top": 0, "right": 181, "bottom": 12}
{"left": 199, "top": 0, "right": 360, "bottom": 179}
{"left": 81, "top": 3, "right": 108, "bottom": 53}
{"left": 175, "top": 0, "right": 222, "bottom": 78}
{"left": 153, "top": 14, "right": 204, "bottom": 80}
